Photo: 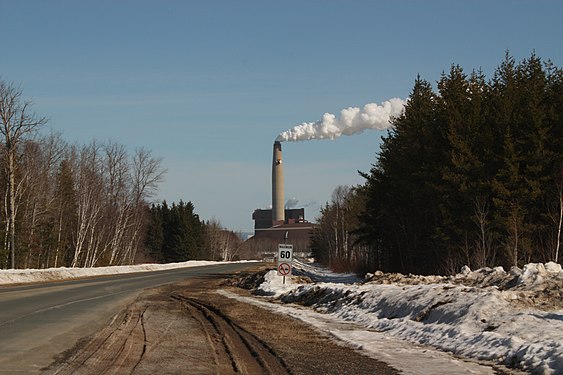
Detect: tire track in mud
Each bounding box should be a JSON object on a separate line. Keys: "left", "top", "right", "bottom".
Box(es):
{"left": 46, "top": 306, "right": 148, "bottom": 375}
{"left": 171, "top": 294, "right": 292, "bottom": 375}
{"left": 46, "top": 293, "right": 291, "bottom": 375}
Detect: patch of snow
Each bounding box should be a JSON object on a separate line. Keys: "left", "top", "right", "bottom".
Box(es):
{"left": 254, "top": 267, "right": 297, "bottom": 297}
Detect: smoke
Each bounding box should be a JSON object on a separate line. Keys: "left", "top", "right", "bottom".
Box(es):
{"left": 276, "top": 98, "right": 407, "bottom": 142}
{"left": 285, "top": 198, "right": 317, "bottom": 210}
{"left": 285, "top": 197, "right": 299, "bottom": 209}
{"left": 302, "top": 200, "right": 318, "bottom": 209}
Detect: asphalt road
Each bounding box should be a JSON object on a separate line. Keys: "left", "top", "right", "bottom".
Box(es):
{"left": 0, "top": 262, "right": 257, "bottom": 374}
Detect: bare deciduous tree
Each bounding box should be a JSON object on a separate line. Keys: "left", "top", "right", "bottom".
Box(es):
{"left": 72, "top": 142, "right": 104, "bottom": 267}
{"left": 311, "top": 185, "right": 372, "bottom": 272}
{"left": 17, "top": 134, "right": 66, "bottom": 268}
{"left": 0, "top": 80, "right": 47, "bottom": 268}
{"left": 122, "top": 148, "right": 165, "bottom": 264}
{"left": 471, "top": 196, "right": 494, "bottom": 268}
{"left": 104, "top": 142, "right": 130, "bottom": 265}
{"left": 202, "top": 219, "right": 242, "bottom": 261}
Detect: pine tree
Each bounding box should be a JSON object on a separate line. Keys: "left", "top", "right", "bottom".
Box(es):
{"left": 147, "top": 200, "right": 204, "bottom": 263}
{"left": 435, "top": 66, "right": 496, "bottom": 270}
{"left": 144, "top": 203, "right": 164, "bottom": 262}
{"left": 490, "top": 53, "right": 558, "bottom": 266}
{"left": 359, "top": 76, "right": 443, "bottom": 274}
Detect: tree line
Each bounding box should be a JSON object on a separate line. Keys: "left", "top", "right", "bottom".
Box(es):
{"left": 311, "top": 53, "right": 563, "bottom": 275}
{"left": 0, "top": 79, "right": 246, "bottom": 269}
{"left": 144, "top": 202, "right": 243, "bottom": 263}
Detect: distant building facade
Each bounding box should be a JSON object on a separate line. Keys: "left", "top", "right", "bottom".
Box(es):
{"left": 241, "top": 208, "right": 313, "bottom": 260}
{"left": 252, "top": 208, "right": 305, "bottom": 230}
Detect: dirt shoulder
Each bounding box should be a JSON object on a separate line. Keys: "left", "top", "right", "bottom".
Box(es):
{"left": 45, "top": 267, "right": 398, "bottom": 375}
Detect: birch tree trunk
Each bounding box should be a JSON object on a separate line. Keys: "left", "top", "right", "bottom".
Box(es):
{"left": 0, "top": 80, "right": 47, "bottom": 269}
{"left": 7, "top": 151, "right": 16, "bottom": 268}
{"left": 555, "top": 164, "right": 563, "bottom": 263}
{"left": 72, "top": 143, "right": 104, "bottom": 267}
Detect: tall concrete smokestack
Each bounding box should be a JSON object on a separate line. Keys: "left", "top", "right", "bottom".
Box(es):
{"left": 272, "top": 141, "right": 285, "bottom": 224}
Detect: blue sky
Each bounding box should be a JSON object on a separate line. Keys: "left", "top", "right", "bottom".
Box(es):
{"left": 1, "top": 0, "right": 562, "bottom": 232}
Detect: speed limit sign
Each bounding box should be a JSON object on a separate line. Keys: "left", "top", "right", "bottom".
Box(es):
{"left": 277, "top": 244, "right": 293, "bottom": 276}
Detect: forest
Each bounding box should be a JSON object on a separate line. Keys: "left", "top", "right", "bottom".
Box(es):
{"left": 0, "top": 79, "right": 241, "bottom": 269}
{"left": 311, "top": 53, "right": 563, "bottom": 275}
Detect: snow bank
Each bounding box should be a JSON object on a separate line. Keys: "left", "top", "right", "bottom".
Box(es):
{"left": 254, "top": 262, "right": 563, "bottom": 375}
{"left": 0, "top": 260, "right": 253, "bottom": 285}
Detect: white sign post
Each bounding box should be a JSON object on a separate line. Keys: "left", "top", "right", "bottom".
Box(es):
{"left": 277, "top": 244, "right": 293, "bottom": 283}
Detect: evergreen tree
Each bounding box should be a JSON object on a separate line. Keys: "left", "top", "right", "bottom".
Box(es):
{"left": 435, "top": 66, "right": 496, "bottom": 270}
{"left": 490, "top": 53, "right": 557, "bottom": 266}
{"left": 360, "top": 76, "right": 443, "bottom": 274}
{"left": 145, "top": 200, "right": 204, "bottom": 263}
{"left": 144, "top": 203, "right": 164, "bottom": 262}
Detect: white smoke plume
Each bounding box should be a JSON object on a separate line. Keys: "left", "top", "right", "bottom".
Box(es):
{"left": 276, "top": 98, "right": 407, "bottom": 142}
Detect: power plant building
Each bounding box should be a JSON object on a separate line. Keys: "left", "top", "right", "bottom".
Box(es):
{"left": 247, "top": 141, "right": 314, "bottom": 257}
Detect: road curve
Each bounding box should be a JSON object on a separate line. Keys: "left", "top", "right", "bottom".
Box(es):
{"left": 0, "top": 262, "right": 258, "bottom": 374}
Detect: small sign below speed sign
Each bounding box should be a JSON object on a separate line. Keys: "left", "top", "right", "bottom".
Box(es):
{"left": 277, "top": 244, "right": 293, "bottom": 276}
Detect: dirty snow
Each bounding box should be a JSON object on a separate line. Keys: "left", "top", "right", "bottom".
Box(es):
{"left": 0, "top": 260, "right": 251, "bottom": 285}
{"left": 240, "top": 259, "right": 563, "bottom": 375}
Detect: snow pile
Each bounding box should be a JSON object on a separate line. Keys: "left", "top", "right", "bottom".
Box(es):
{"left": 292, "top": 258, "right": 361, "bottom": 284}
{"left": 453, "top": 262, "right": 563, "bottom": 289}
{"left": 0, "top": 260, "right": 250, "bottom": 285}
{"left": 365, "top": 262, "right": 563, "bottom": 290}
{"left": 254, "top": 262, "right": 563, "bottom": 374}
{"left": 252, "top": 268, "right": 299, "bottom": 297}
